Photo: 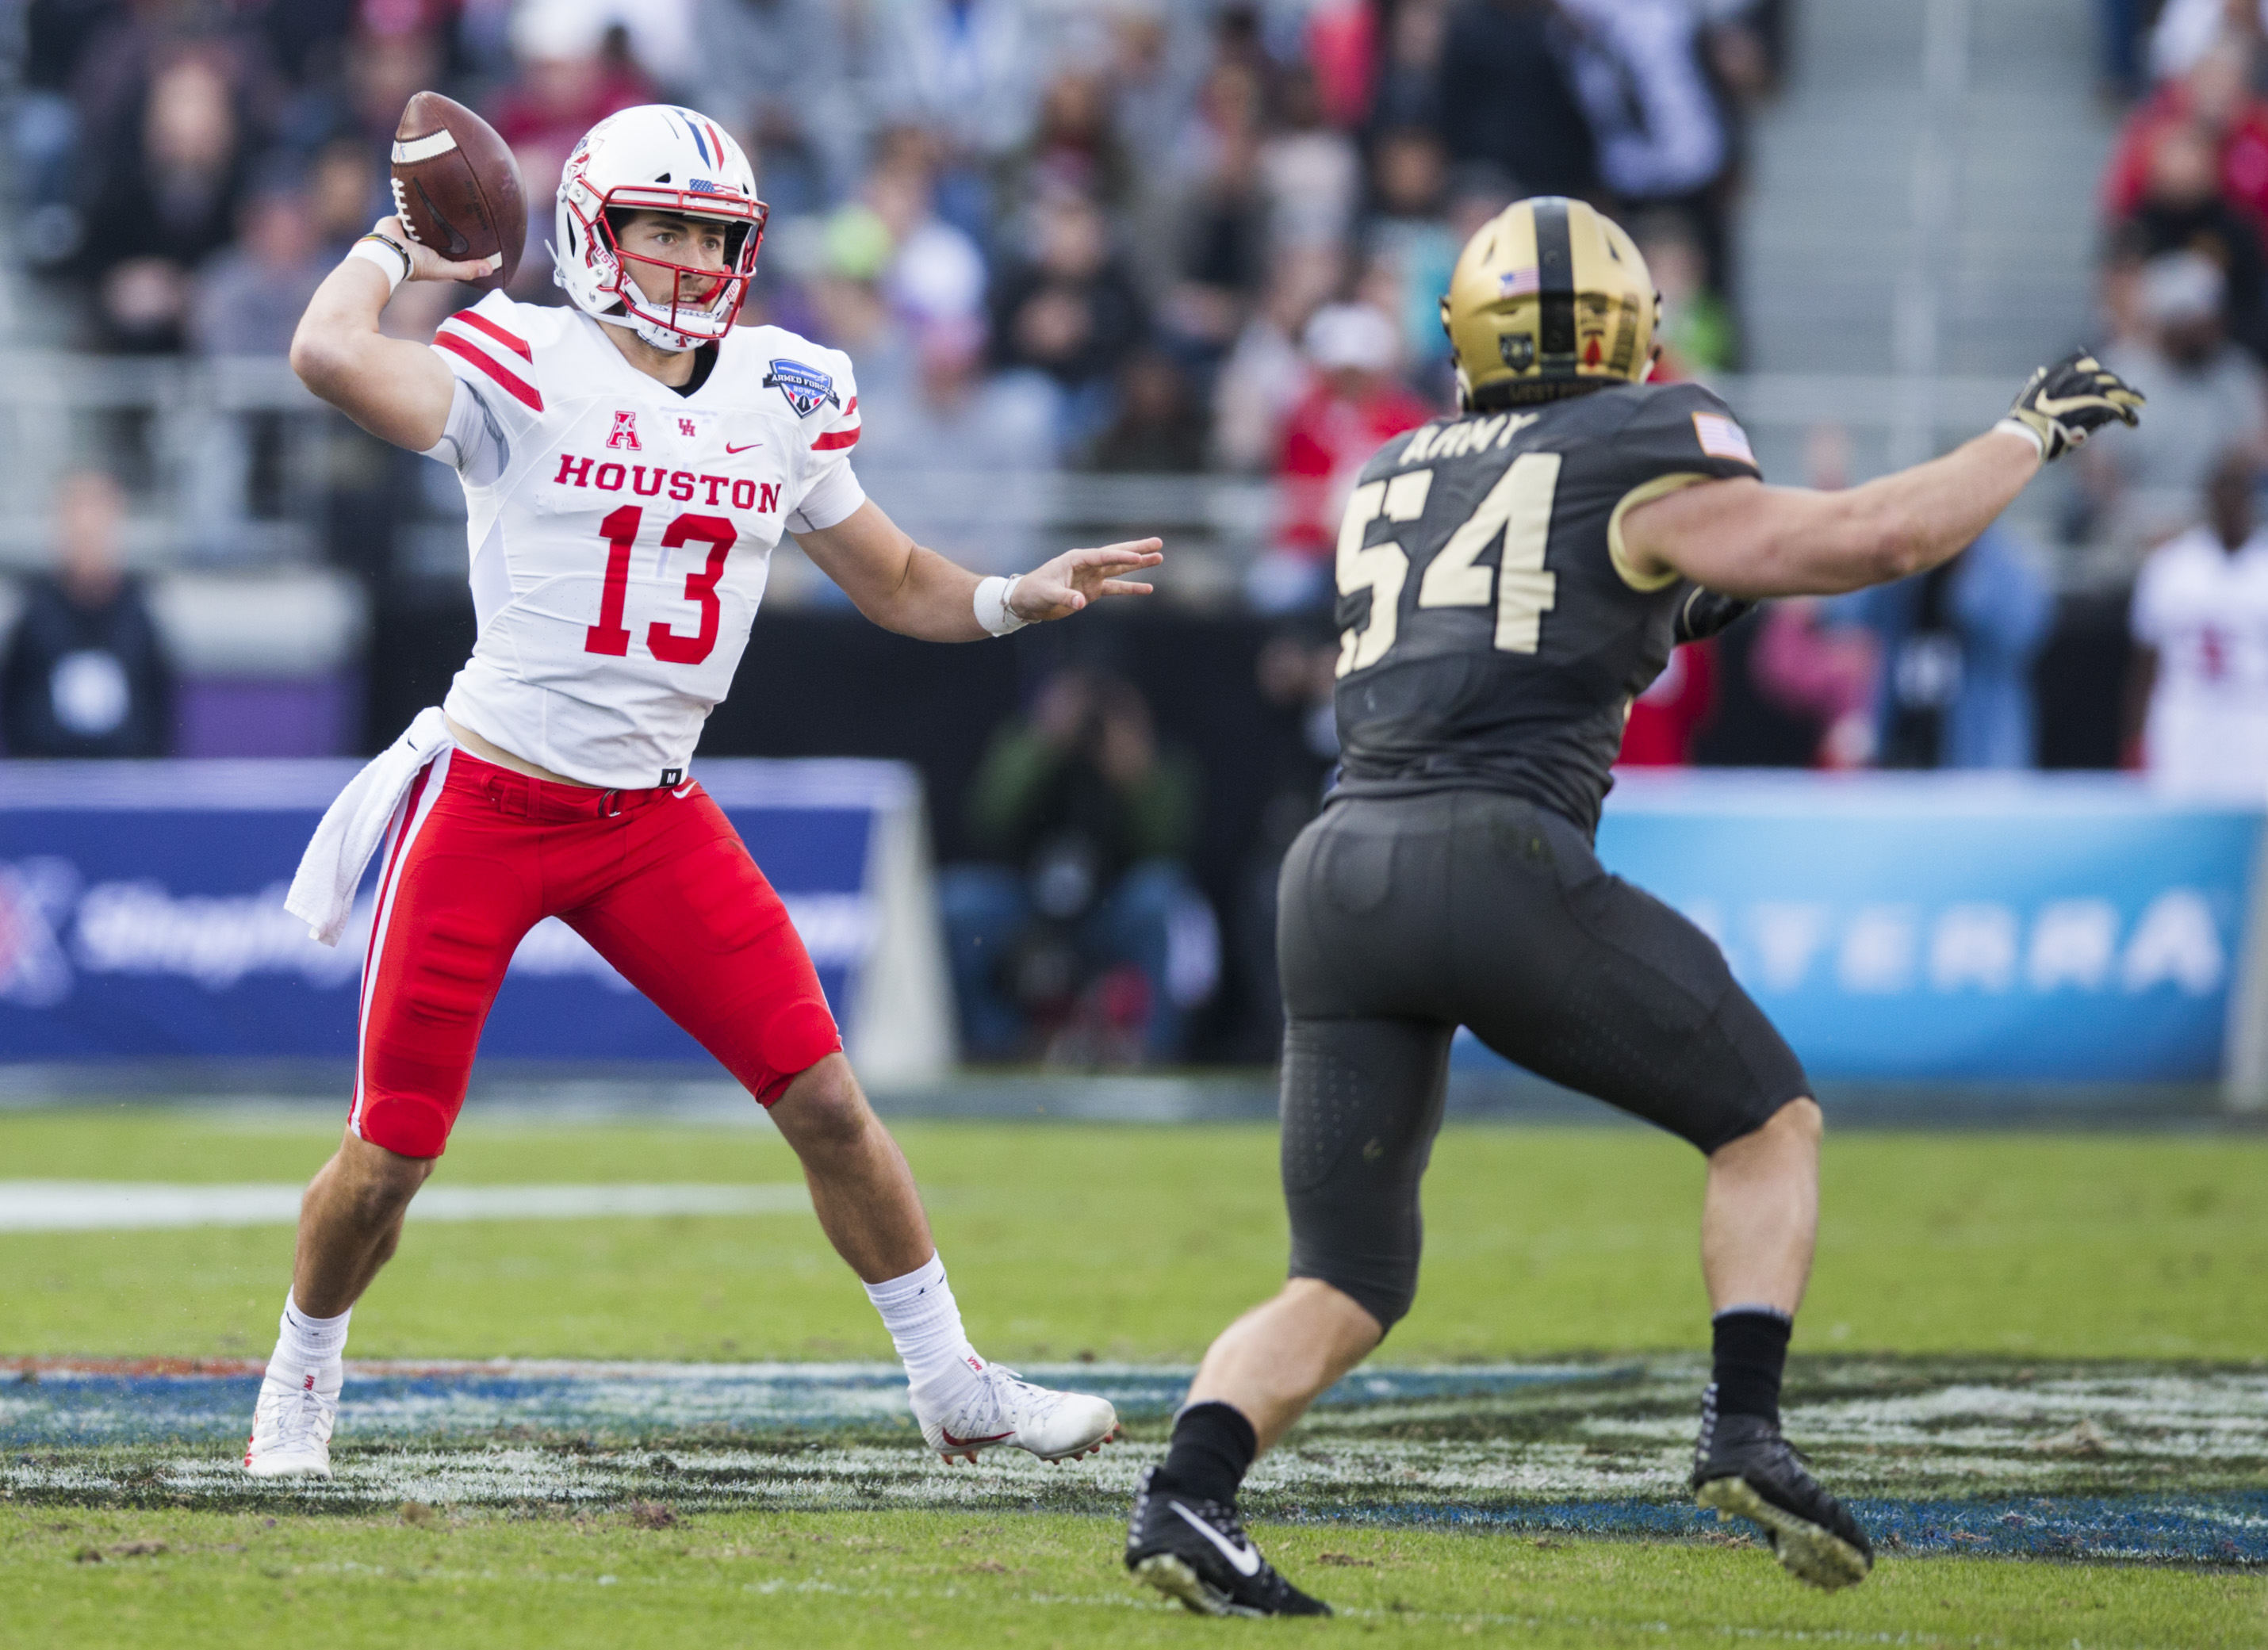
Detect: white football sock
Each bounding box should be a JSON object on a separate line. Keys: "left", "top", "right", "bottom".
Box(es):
{"left": 863, "top": 1253, "right": 985, "bottom": 1413}
{"left": 272, "top": 1293, "right": 351, "bottom": 1369}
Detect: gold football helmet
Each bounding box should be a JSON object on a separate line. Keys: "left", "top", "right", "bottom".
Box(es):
{"left": 1440, "top": 197, "right": 1657, "bottom": 410}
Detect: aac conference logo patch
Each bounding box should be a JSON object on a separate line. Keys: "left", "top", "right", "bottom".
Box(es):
{"left": 764, "top": 359, "right": 839, "bottom": 418}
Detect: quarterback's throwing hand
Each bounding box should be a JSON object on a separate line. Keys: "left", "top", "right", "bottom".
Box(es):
{"left": 370, "top": 215, "right": 499, "bottom": 286}
{"left": 1999, "top": 349, "right": 2145, "bottom": 461}
{"left": 1012, "top": 538, "right": 1166, "bottom": 622}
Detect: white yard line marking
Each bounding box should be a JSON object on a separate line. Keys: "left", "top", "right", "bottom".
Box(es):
{"left": 0, "top": 1182, "right": 810, "bottom": 1231}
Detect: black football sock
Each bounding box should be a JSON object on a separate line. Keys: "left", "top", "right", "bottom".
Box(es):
{"left": 1711, "top": 1307, "right": 1793, "bottom": 1424}
{"left": 1155, "top": 1400, "right": 1258, "bottom": 1507}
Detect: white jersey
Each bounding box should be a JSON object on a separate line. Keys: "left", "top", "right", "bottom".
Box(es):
{"left": 2131, "top": 522, "right": 2268, "bottom": 798}
{"left": 422, "top": 291, "right": 866, "bottom": 788}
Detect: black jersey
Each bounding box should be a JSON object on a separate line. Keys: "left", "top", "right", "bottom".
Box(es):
{"left": 1329, "top": 379, "right": 1760, "bottom": 835}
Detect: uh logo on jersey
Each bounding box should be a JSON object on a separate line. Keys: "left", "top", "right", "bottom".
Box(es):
{"left": 763, "top": 359, "right": 839, "bottom": 417}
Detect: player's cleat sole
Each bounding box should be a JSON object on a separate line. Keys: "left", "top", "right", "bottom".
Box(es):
{"left": 937, "top": 1422, "right": 1124, "bottom": 1464}
{"left": 1691, "top": 1395, "right": 1871, "bottom": 1591}
{"left": 1697, "top": 1472, "right": 1871, "bottom": 1590}
{"left": 1133, "top": 1552, "right": 1276, "bottom": 1618}
{"left": 243, "top": 1449, "right": 333, "bottom": 1480}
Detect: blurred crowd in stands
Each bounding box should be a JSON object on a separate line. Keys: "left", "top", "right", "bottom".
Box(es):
{"left": 2, "top": 0, "right": 1790, "bottom": 1061}
{"left": 1659, "top": 1, "right": 2268, "bottom": 798}
{"left": 11, "top": 0, "right": 1778, "bottom": 585}
{"left": 29, "top": 1, "right": 2268, "bottom": 1062}
{"left": 2082, "top": 2, "right": 2268, "bottom": 800}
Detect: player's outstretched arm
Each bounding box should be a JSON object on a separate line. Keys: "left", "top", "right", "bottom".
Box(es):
{"left": 794, "top": 500, "right": 1163, "bottom": 641}
{"left": 289, "top": 216, "right": 495, "bottom": 453}
{"left": 1622, "top": 350, "right": 2143, "bottom": 599}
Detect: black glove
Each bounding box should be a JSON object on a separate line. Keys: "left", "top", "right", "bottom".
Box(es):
{"left": 1999, "top": 349, "right": 2144, "bottom": 461}
{"left": 1673, "top": 584, "right": 1754, "bottom": 645}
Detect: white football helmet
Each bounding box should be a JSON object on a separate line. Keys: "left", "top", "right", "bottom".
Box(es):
{"left": 554, "top": 105, "right": 767, "bottom": 352}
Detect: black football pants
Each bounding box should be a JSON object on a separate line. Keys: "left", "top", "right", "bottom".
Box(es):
{"left": 1274, "top": 787, "right": 1812, "bottom": 1333}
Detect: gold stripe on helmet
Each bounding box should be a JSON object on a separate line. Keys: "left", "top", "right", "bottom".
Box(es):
{"left": 1439, "top": 197, "right": 1658, "bottom": 411}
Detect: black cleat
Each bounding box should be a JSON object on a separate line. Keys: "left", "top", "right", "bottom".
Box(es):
{"left": 1691, "top": 1388, "right": 1873, "bottom": 1591}
{"left": 1124, "top": 1467, "right": 1332, "bottom": 1617}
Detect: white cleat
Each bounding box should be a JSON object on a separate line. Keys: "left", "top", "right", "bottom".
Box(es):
{"left": 243, "top": 1359, "right": 340, "bottom": 1479}
{"left": 919, "top": 1365, "right": 1121, "bottom": 1465}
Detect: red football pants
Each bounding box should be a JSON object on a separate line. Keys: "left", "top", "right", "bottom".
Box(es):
{"left": 349, "top": 747, "right": 841, "bottom": 1158}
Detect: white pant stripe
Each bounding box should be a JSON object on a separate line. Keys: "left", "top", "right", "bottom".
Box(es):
{"left": 347, "top": 748, "right": 454, "bottom": 1140}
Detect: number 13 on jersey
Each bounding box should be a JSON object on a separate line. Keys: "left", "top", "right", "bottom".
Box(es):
{"left": 584, "top": 505, "right": 740, "bottom": 665}
{"left": 1335, "top": 452, "right": 1563, "bottom": 676}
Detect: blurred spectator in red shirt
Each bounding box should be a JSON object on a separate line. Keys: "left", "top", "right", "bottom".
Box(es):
{"left": 1251, "top": 301, "right": 1433, "bottom": 611}
{"left": 489, "top": 16, "right": 657, "bottom": 190}
{"left": 1211, "top": 243, "right": 1343, "bottom": 473}
{"left": 1619, "top": 640, "right": 1718, "bottom": 765}
{"left": 1304, "top": 0, "right": 1378, "bottom": 129}
{"left": 2104, "top": 36, "right": 2268, "bottom": 228}
{"left": 1279, "top": 302, "right": 1432, "bottom": 546}
{"left": 2110, "top": 117, "right": 2268, "bottom": 361}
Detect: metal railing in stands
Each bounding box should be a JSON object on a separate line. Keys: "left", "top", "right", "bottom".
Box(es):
{"left": 0, "top": 357, "right": 2040, "bottom": 572}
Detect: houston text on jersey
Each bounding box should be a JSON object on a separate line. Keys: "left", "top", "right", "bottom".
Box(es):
{"left": 551, "top": 454, "right": 781, "bottom": 514}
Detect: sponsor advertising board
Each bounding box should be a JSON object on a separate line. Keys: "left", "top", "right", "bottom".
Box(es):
{"left": 1458, "top": 772, "right": 2266, "bottom": 1082}
{"left": 0, "top": 759, "right": 951, "bottom": 1081}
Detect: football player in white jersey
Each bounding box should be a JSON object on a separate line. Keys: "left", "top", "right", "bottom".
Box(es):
{"left": 243, "top": 105, "right": 1159, "bottom": 1478}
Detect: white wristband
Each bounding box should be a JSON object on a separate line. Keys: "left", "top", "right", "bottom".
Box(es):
{"left": 347, "top": 235, "right": 412, "bottom": 296}
{"left": 974, "top": 573, "right": 1029, "bottom": 637}
{"left": 1992, "top": 416, "right": 2048, "bottom": 458}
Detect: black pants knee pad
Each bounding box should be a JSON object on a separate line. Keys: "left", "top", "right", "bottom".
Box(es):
{"left": 1279, "top": 1015, "right": 1450, "bottom": 1334}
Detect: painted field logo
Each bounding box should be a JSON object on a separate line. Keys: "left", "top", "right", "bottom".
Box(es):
{"left": 764, "top": 360, "right": 837, "bottom": 417}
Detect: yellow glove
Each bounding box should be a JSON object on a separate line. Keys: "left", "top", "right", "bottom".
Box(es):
{"left": 1997, "top": 349, "right": 2145, "bottom": 461}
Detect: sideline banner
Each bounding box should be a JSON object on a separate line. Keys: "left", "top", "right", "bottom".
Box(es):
{"left": 1456, "top": 773, "right": 2266, "bottom": 1083}
{"left": 0, "top": 759, "right": 952, "bottom": 1082}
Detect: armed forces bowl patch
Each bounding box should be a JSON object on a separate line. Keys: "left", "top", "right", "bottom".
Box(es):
{"left": 764, "top": 359, "right": 840, "bottom": 417}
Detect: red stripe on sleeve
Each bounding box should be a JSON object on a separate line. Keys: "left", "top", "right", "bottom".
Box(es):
{"left": 811, "top": 425, "right": 860, "bottom": 452}
{"left": 434, "top": 331, "right": 545, "bottom": 412}
{"left": 445, "top": 309, "right": 534, "bottom": 362}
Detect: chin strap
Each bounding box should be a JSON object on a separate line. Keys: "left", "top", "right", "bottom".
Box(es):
{"left": 588, "top": 306, "right": 704, "bottom": 354}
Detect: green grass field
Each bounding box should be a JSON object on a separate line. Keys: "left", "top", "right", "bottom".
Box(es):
{"left": 3, "top": 1111, "right": 2262, "bottom": 1361}
{"left": 4, "top": 1506, "right": 2261, "bottom": 1650}
{"left": 4, "top": 1108, "right": 2266, "bottom": 1647}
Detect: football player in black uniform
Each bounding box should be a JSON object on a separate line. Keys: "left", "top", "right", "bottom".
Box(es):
{"left": 1123, "top": 197, "right": 2143, "bottom": 1617}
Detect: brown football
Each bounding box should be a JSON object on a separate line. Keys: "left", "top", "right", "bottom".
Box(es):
{"left": 390, "top": 90, "right": 527, "bottom": 292}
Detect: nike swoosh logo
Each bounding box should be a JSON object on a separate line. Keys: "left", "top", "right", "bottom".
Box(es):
{"left": 940, "top": 1427, "right": 1015, "bottom": 1448}
{"left": 726, "top": 442, "right": 761, "bottom": 454}
{"left": 2032, "top": 392, "right": 2114, "bottom": 418}
{"left": 1170, "top": 1501, "right": 1261, "bottom": 1577}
